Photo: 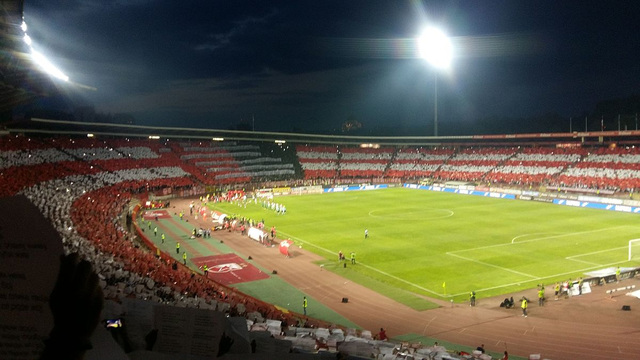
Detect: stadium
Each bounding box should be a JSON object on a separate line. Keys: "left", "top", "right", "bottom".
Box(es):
{"left": 2, "top": 2, "right": 640, "bottom": 360}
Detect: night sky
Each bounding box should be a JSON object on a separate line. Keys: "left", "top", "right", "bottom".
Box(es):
{"left": 22, "top": 0, "right": 640, "bottom": 135}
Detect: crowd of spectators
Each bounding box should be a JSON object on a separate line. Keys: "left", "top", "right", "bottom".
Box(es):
{"left": 0, "top": 136, "right": 303, "bottom": 321}
{"left": 7, "top": 135, "right": 623, "bottom": 358}
{"left": 172, "top": 141, "right": 295, "bottom": 184}
{"left": 296, "top": 145, "right": 340, "bottom": 179}
{"left": 6, "top": 153, "right": 335, "bottom": 358}
{"left": 0, "top": 136, "right": 489, "bottom": 359}
{"left": 386, "top": 148, "right": 453, "bottom": 178}
{"left": 293, "top": 143, "right": 640, "bottom": 193}
{"left": 6, "top": 135, "right": 640, "bottom": 198}
{"left": 550, "top": 147, "right": 640, "bottom": 192}
{"left": 485, "top": 148, "right": 579, "bottom": 186}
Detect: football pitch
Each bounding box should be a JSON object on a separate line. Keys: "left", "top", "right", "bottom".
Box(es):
{"left": 210, "top": 187, "right": 640, "bottom": 303}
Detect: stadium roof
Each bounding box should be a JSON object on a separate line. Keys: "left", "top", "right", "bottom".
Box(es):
{"left": 5, "top": 117, "right": 640, "bottom": 148}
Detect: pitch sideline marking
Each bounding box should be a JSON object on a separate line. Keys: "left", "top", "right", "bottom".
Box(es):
{"left": 446, "top": 252, "right": 538, "bottom": 279}
{"left": 281, "top": 229, "right": 632, "bottom": 299}
{"left": 564, "top": 257, "right": 601, "bottom": 266}
{"left": 279, "top": 230, "right": 445, "bottom": 297}
{"left": 209, "top": 204, "right": 375, "bottom": 227}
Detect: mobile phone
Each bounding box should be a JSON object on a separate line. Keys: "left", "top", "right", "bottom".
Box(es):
{"left": 105, "top": 319, "right": 122, "bottom": 328}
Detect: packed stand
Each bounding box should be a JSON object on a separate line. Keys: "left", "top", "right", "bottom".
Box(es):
{"left": 296, "top": 145, "right": 339, "bottom": 179}
{"left": 385, "top": 147, "right": 454, "bottom": 179}
{"left": 339, "top": 146, "right": 394, "bottom": 178}
{"left": 486, "top": 147, "right": 585, "bottom": 186}
{"left": 3, "top": 134, "right": 569, "bottom": 359}
{"left": 17, "top": 166, "right": 305, "bottom": 327}
{"left": 173, "top": 141, "right": 295, "bottom": 184}
{"left": 433, "top": 147, "right": 517, "bottom": 182}
{"left": 552, "top": 146, "right": 640, "bottom": 192}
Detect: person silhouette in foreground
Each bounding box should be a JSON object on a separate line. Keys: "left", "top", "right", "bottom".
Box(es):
{"left": 40, "top": 253, "right": 104, "bottom": 360}
{"left": 38, "top": 253, "right": 235, "bottom": 359}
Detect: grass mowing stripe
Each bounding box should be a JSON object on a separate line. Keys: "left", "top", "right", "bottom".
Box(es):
{"left": 280, "top": 230, "right": 444, "bottom": 299}
{"left": 453, "top": 226, "right": 629, "bottom": 253}
{"left": 446, "top": 252, "right": 538, "bottom": 279}
{"left": 448, "top": 258, "right": 630, "bottom": 297}
{"left": 207, "top": 187, "right": 640, "bottom": 304}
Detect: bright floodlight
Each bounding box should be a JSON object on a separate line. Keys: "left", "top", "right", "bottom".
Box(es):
{"left": 418, "top": 27, "right": 452, "bottom": 69}
{"left": 31, "top": 50, "right": 69, "bottom": 82}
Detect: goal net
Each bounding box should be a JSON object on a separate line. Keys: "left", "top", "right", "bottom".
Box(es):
{"left": 628, "top": 239, "right": 640, "bottom": 261}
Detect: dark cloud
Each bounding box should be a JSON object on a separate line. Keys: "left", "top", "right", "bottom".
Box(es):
{"left": 21, "top": 0, "right": 640, "bottom": 135}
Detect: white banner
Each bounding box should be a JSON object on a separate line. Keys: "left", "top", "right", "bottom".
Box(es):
{"left": 248, "top": 227, "right": 267, "bottom": 242}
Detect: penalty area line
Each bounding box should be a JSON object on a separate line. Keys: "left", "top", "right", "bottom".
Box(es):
{"left": 448, "top": 259, "right": 630, "bottom": 298}
{"left": 565, "top": 245, "right": 628, "bottom": 266}
{"left": 511, "top": 232, "right": 561, "bottom": 244}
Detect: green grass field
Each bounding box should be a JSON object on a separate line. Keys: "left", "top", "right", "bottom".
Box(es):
{"left": 210, "top": 187, "right": 640, "bottom": 304}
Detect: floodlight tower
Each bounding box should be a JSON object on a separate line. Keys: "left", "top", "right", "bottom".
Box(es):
{"left": 417, "top": 27, "right": 452, "bottom": 137}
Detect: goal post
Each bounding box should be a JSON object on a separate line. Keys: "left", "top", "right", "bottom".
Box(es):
{"left": 629, "top": 239, "right": 640, "bottom": 261}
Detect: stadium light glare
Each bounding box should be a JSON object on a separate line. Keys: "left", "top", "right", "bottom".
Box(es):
{"left": 31, "top": 50, "right": 69, "bottom": 82}
{"left": 212, "top": 137, "right": 224, "bottom": 141}
{"left": 21, "top": 19, "right": 70, "bottom": 82}
{"left": 417, "top": 26, "right": 452, "bottom": 137}
{"left": 417, "top": 27, "right": 452, "bottom": 70}
{"left": 275, "top": 140, "right": 286, "bottom": 144}
{"left": 148, "top": 135, "right": 160, "bottom": 140}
